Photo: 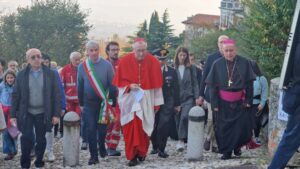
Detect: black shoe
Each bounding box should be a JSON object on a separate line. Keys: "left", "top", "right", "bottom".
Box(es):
{"left": 107, "top": 148, "right": 121, "bottom": 156}
{"left": 128, "top": 158, "right": 138, "bottom": 167}
{"left": 81, "top": 142, "right": 88, "bottom": 150}
{"left": 158, "top": 150, "right": 169, "bottom": 158}
{"left": 150, "top": 149, "right": 158, "bottom": 154}
{"left": 234, "top": 148, "right": 242, "bottom": 156}
{"left": 212, "top": 146, "right": 219, "bottom": 153}
{"left": 203, "top": 139, "right": 211, "bottom": 151}
{"left": 100, "top": 151, "right": 108, "bottom": 158}
{"left": 137, "top": 156, "right": 145, "bottom": 162}
{"left": 88, "top": 158, "right": 99, "bottom": 165}
{"left": 221, "top": 152, "right": 232, "bottom": 160}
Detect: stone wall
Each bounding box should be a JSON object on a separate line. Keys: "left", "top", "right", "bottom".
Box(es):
{"left": 267, "top": 77, "right": 300, "bottom": 166}
{"left": 268, "top": 77, "right": 286, "bottom": 155}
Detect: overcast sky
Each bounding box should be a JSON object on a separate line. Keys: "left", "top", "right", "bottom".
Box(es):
{"left": 0, "top": 0, "right": 220, "bottom": 38}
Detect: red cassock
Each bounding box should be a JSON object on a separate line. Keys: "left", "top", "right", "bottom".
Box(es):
{"left": 113, "top": 52, "right": 163, "bottom": 160}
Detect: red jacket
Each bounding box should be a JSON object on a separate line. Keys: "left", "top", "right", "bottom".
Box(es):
{"left": 60, "top": 64, "right": 79, "bottom": 103}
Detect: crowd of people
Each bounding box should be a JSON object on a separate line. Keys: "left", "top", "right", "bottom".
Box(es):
{"left": 0, "top": 35, "right": 283, "bottom": 169}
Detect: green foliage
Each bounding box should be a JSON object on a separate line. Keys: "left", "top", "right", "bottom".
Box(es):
{"left": 0, "top": 0, "right": 90, "bottom": 65}
{"left": 188, "top": 0, "right": 297, "bottom": 79}
{"left": 126, "top": 9, "right": 183, "bottom": 57}
{"left": 238, "top": 0, "right": 297, "bottom": 79}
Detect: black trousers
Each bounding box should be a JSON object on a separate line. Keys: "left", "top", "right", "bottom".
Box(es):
{"left": 151, "top": 103, "right": 174, "bottom": 152}
{"left": 251, "top": 104, "right": 262, "bottom": 138}
{"left": 21, "top": 113, "right": 46, "bottom": 168}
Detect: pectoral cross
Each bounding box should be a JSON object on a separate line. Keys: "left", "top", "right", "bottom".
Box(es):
{"left": 228, "top": 80, "right": 233, "bottom": 87}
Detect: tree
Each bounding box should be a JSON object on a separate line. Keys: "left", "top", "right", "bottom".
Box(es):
{"left": 238, "top": 0, "right": 297, "bottom": 78}
{"left": 161, "top": 9, "right": 174, "bottom": 46}
{"left": 0, "top": 0, "right": 90, "bottom": 65}
{"left": 148, "top": 11, "right": 163, "bottom": 51}
{"left": 136, "top": 20, "right": 148, "bottom": 40}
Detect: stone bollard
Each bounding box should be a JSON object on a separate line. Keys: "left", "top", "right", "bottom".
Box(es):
{"left": 63, "top": 111, "right": 80, "bottom": 167}
{"left": 186, "top": 106, "right": 205, "bottom": 161}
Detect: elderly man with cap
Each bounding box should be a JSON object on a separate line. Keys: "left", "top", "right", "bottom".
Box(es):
{"left": 10, "top": 48, "right": 61, "bottom": 169}
{"left": 113, "top": 38, "right": 164, "bottom": 166}
{"left": 150, "top": 48, "right": 180, "bottom": 158}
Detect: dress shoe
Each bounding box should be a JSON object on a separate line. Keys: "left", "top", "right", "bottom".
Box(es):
{"left": 81, "top": 142, "right": 88, "bottom": 150}
{"left": 128, "top": 158, "right": 138, "bottom": 167}
{"left": 107, "top": 148, "right": 121, "bottom": 156}
{"left": 203, "top": 139, "right": 211, "bottom": 151}
{"left": 137, "top": 156, "right": 145, "bottom": 162}
{"left": 212, "top": 146, "right": 219, "bottom": 153}
{"left": 221, "top": 152, "right": 232, "bottom": 160}
{"left": 234, "top": 148, "right": 242, "bottom": 156}
{"left": 150, "top": 149, "right": 158, "bottom": 154}
{"left": 88, "top": 158, "right": 99, "bottom": 165}
{"left": 158, "top": 150, "right": 169, "bottom": 158}
{"left": 4, "top": 154, "right": 15, "bottom": 160}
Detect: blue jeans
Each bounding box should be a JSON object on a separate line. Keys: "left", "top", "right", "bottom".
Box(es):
{"left": 268, "top": 106, "right": 300, "bottom": 169}
{"left": 2, "top": 129, "right": 17, "bottom": 154}
{"left": 83, "top": 103, "right": 107, "bottom": 159}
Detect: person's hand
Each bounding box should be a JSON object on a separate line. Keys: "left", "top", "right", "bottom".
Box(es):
{"left": 129, "top": 83, "right": 139, "bottom": 90}
{"left": 245, "top": 104, "right": 251, "bottom": 108}
{"left": 195, "top": 98, "right": 202, "bottom": 106}
{"left": 213, "top": 108, "right": 219, "bottom": 112}
{"left": 258, "top": 104, "right": 263, "bottom": 111}
{"left": 174, "top": 106, "right": 181, "bottom": 113}
{"left": 52, "top": 117, "right": 60, "bottom": 125}
{"left": 10, "top": 118, "right": 17, "bottom": 126}
{"left": 199, "top": 96, "right": 204, "bottom": 106}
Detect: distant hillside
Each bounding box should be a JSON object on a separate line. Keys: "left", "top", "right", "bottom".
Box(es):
{"left": 88, "top": 21, "right": 137, "bottom": 39}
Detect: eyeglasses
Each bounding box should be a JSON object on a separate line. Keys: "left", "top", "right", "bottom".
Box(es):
{"left": 110, "top": 48, "right": 120, "bottom": 52}
{"left": 30, "top": 54, "right": 41, "bottom": 60}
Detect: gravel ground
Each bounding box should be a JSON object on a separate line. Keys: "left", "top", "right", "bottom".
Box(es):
{"left": 0, "top": 133, "right": 271, "bottom": 169}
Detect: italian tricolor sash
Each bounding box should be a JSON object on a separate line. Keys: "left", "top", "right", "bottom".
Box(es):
{"left": 83, "top": 58, "right": 114, "bottom": 124}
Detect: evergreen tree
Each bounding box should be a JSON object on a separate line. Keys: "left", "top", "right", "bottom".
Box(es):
{"left": 148, "top": 11, "right": 163, "bottom": 51}
{"left": 136, "top": 20, "right": 148, "bottom": 40}
{"left": 161, "top": 9, "right": 174, "bottom": 46}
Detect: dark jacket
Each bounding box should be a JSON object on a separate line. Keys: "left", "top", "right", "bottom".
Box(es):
{"left": 10, "top": 65, "right": 61, "bottom": 132}
{"left": 176, "top": 64, "right": 199, "bottom": 105}
{"left": 199, "top": 51, "right": 222, "bottom": 102}
{"left": 162, "top": 65, "right": 180, "bottom": 107}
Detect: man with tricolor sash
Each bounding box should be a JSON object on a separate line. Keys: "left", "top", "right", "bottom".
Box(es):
{"left": 113, "top": 38, "right": 164, "bottom": 166}
{"left": 77, "top": 40, "right": 116, "bottom": 165}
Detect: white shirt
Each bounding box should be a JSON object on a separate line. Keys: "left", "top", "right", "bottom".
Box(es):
{"left": 178, "top": 65, "right": 185, "bottom": 79}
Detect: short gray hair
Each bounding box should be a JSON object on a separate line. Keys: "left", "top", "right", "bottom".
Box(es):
{"left": 69, "top": 51, "right": 81, "bottom": 60}
{"left": 132, "top": 41, "right": 147, "bottom": 49}
{"left": 85, "top": 40, "right": 99, "bottom": 50}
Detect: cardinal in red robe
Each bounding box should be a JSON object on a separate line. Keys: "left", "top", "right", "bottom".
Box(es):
{"left": 113, "top": 38, "right": 164, "bottom": 166}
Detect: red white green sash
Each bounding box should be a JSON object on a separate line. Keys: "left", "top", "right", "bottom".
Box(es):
{"left": 83, "top": 58, "right": 114, "bottom": 124}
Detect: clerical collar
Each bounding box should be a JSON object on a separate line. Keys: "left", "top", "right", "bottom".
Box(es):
{"left": 226, "top": 57, "right": 237, "bottom": 63}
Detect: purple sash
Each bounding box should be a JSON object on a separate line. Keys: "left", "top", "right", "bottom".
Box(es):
{"left": 219, "top": 90, "right": 245, "bottom": 102}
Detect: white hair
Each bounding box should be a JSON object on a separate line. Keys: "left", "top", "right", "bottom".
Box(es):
{"left": 85, "top": 40, "right": 99, "bottom": 50}
{"left": 132, "top": 41, "right": 147, "bottom": 49}
{"left": 69, "top": 51, "right": 81, "bottom": 60}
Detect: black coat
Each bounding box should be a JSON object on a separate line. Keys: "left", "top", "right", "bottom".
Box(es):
{"left": 10, "top": 65, "right": 61, "bottom": 132}
{"left": 199, "top": 51, "right": 222, "bottom": 102}
{"left": 162, "top": 65, "right": 180, "bottom": 107}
